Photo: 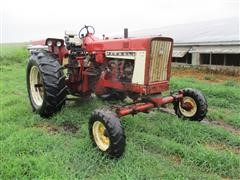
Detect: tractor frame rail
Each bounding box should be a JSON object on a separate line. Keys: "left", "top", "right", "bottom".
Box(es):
{"left": 116, "top": 91, "right": 184, "bottom": 117}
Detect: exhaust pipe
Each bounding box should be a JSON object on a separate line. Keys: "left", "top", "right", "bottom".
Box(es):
{"left": 124, "top": 28, "right": 128, "bottom": 38}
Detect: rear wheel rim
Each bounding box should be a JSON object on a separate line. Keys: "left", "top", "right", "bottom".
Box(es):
{"left": 92, "top": 121, "right": 110, "bottom": 151}
{"left": 29, "top": 66, "right": 44, "bottom": 107}
{"left": 179, "top": 96, "right": 197, "bottom": 117}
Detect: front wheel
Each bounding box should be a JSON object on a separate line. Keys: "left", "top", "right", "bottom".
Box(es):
{"left": 89, "top": 109, "right": 125, "bottom": 158}
{"left": 174, "top": 88, "right": 208, "bottom": 121}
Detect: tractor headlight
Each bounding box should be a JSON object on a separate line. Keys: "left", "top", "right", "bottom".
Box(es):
{"left": 56, "top": 41, "right": 62, "bottom": 47}
{"left": 47, "top": 40, "right": 53, "bottom": 46}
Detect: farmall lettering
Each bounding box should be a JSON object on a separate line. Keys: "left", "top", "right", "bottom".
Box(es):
{"left": 27, "top": 25, "right": 208, "bottom": 158}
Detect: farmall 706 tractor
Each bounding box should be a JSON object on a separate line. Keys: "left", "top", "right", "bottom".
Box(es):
{"left": 27, "top": 26, "right": 207, "bottom": 158}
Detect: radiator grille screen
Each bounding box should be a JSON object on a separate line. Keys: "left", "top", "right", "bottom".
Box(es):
{"left": 149, "top": 40, "right": 172, "bottom": 82}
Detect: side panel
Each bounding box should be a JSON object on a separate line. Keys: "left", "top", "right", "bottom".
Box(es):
{"left": 132, "top": 51, "right": 146, "bottom": 84}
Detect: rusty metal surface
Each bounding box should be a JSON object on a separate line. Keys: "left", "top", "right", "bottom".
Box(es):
{"left": 149, "top": 40, "right": 171, "bottom": 82}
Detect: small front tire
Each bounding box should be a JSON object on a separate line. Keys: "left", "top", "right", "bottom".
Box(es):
{"left": 174, "top": 88, "right": 208, "bottom": 121}
{"left": 89, "top": 109, "right": 125, "bottom": 158}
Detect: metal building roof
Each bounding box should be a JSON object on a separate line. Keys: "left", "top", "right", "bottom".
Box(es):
{"left": 172, "top": 45, "right": 240, "bottom": 57}
{"left": 127, "top": 18, "right": 240, "bottom": 44}
{"left": 189, "top": 46, "right": 240, "bottom": 54}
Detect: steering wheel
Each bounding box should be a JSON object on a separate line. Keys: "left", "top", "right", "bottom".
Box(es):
{"left": 78, "top": 25, "right": 95, "bottom": 38}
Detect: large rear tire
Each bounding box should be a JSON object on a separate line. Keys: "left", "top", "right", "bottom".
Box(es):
{"left": 26, "top": 51, "right": 67, "bottom": 118}
{"left": 89, "top": 109, "right": 125, "bottom": 158}
{"left": 174, "top": 88, "right": 207, "bottom": 121}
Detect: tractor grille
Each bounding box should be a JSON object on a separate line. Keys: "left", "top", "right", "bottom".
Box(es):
{"left": 149, "top": 40, "right": 172, "bottom": 82}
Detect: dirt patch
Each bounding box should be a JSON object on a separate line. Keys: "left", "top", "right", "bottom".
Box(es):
{"left": 60, "top": 121, "right": 79, "bottom": 134}
{"left": 158, "top": 107, "right": 240, "bottom": 135}
{"left": 36, "top": 121, "right": 79, "bottom": 134}
{"left": 204, "top": 143, "right": 240, "bottom": 155}
{"left": 36, "top": 122, "right": 59, "bottom": 134}
{"left": 14, "top": 91, "right": 24, "bottom": 96}
{"left": 159, "top": 107, "right": 176, "bottom": 115}
{"left": 171, "top": 68, "right": 240, "bottom": 83}
{"left": 201, "top": 119, "right": 240, "bottom": 135}
{"left": 168, "top": 154, "right": 182, "bottom": 165}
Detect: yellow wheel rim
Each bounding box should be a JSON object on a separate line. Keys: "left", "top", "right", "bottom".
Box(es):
{"left": 92, "top": 121, "right": 110, "bottom": 151}
{"left": 179, "top": 96, "right": 197, "bottom": 117}
{"left": 30, "top": 66, "right": 44, "bottom": 107}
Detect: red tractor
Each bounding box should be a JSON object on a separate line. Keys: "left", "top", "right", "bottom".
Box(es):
{"left": 27, "top": 25, "right": 207, "bottom": 158}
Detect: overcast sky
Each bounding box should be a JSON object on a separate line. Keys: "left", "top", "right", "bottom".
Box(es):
{"left": 1, "top": 0, "right": 239, "bottom": 43}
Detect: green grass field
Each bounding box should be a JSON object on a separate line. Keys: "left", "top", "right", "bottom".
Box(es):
{"left": 0, "top": 44, "right": 240, "bottom": 179}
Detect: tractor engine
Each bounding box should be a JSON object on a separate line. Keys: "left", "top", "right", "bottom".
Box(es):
{"left": 107, "top": 59, "right": 134, "bottom": 83}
